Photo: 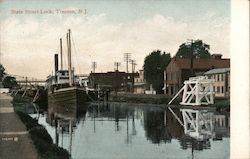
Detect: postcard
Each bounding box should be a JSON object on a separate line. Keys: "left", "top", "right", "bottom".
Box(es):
{"left": 0, "top": 0, "right": 249, "bottom": 159}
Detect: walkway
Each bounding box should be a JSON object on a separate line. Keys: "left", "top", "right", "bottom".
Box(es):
{"left": 0, "top": 93, "right": 38, "bottom": 159}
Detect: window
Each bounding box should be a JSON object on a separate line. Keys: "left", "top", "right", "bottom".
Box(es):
{"left": 217, "top": 74, "right": 220, "bottom": 81}
{"left": 221, "top": 86, "right": 224, "bottom": 94}
{"left": 221, "top": 74, "right": 224, "bottom": 81}
{"left": 217, "top": 86, "right": 220, "bottom": 93}
{"left": 170, "top": 86, "right": 174, "bottom": 95}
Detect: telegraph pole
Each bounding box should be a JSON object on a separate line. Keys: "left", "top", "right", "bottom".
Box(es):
{"left": 114, "top": 62, "right": 121, "bottom": 71}
{"left": 124, "top": 53, "right": 131, "bottom": 73}
{"left": 187, "top": 39, "right": 195, "bottom": 76}
{"left": 92, "top": 61, "right": 97, "bottom": 73}
{"left": 130, "top": 59, "right": 136, "bottom": 93}
{"left": 130, "top": 59, "right": 136, "bottom": 73}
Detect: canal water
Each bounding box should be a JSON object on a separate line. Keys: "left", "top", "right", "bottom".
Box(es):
{"left": 30, "top": 102, "right": 230, "bottom": 159}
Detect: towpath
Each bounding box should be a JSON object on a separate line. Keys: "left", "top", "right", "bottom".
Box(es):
{"left": 0, "top": 93, "right": 38, "bottom": 159}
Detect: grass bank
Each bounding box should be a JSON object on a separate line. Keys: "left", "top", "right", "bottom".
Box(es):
{"left": 110, "top": 93, "right": 181, "bottom": 105}
{"left": 110, "top": 93, "right": 230, "bottom": 110}
{"left": 12, "top": 95, "right": 70, "bottom": 159}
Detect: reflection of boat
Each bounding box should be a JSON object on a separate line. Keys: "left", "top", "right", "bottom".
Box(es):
{"left": 46, "top": 100, "right": 88, "bottom": 156}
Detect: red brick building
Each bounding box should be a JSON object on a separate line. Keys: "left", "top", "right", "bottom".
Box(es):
{"left": 165, "top": 54, "right": 230, "bottom": 95}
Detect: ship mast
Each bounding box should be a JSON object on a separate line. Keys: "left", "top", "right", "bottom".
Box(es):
{"left": 60, "top": 38, "right": 63, "bottom": 70}
{"left": 67, "top": 29, "right": 73, "bottom": 86}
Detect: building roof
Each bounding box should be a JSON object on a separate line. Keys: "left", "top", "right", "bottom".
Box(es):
{"left": 167, "top": 58, "right": 230, "bottom": 70}
{"left": 204, "top": 68, "right": 230, "bottom": 75}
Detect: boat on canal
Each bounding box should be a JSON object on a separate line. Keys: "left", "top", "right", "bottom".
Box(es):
{"left": 46, "top": 29, "right": 96, "bottom": 108}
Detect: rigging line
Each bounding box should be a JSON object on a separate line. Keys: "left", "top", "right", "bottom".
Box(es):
{"left": 71, "top": 32, "right": 82, "bottom": 74}
{"left": 58, "top": 33, "right": 67, "bottom": 40}
{"left": 63, "top": 40, "right": 68, "bottom": 70}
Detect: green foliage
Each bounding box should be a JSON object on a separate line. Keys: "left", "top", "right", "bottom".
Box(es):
{"left": 3, "top": 76, "right": 18, "bottom": 88}
{"left": 0, "top": 64, "right": 6, "bottom": 81}
{"left": 143, "top": 50, "right": 171, "bottom": 93}
{"left": 0, "top": 64, "right": 18, "bottom": 88}
{"left": 176, "top": 40, "right": 211, "bottom": 59}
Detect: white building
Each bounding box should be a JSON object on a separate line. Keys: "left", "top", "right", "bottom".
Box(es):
{"left": 133, "top": 70, "right": 146, "bottom": 94}
{"left": 204, "top": 68, "right": 230, "bottom": 98}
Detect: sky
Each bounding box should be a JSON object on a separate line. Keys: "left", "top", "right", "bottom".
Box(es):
{"left": 0, "top": 0, "right": 230, "bottom": 79}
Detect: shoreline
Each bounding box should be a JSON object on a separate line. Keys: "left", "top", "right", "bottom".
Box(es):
{"left": 11, "top": 94, "right": 70, "bottom": 159}
{"left": 90, "top": 101, "right": 218, "bottom": 111}
{"left": 0, "top": 93, "right": 39, "bottom": 159}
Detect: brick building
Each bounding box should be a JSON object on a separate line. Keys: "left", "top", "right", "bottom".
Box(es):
{"left": 165, "top": 54, "right": 230, "bottom": 95}
{"left": 88, "top": 71, "right": 139, "bottom": 92}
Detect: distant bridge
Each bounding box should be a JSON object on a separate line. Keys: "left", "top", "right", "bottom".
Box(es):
{"left": 7, "top": 74, "right": 46, "bottom": 86}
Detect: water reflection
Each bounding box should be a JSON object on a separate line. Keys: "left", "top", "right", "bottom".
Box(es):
{"left": 31, "top": 102, "right": 230, "bottom": 159}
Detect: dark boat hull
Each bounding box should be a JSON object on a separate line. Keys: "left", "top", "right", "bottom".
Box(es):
{"left": 48, "top": 87, "right": 88, "bottom": 119}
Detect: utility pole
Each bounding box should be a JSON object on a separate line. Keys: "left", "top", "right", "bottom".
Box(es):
{"left": 92, "top": 61, "right": 97, "bottom": 73}
{"left": 187, "top": 39, "right": 195, "bottom": 77}
{"left": 130, "top": 59, "right": 136, "bottom": 93}
{"left": 124, "top": 53, "right": 131, "bottom": 73}
{"left": 114, "top": 62, "right": 121, "bottom": 71}
{"left": 130, "top": 59, "right": 136, "bottom": 73}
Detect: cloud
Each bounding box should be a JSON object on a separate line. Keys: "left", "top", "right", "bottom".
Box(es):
{"left": 1, "top": 13, "right": 230, "bottom": 79}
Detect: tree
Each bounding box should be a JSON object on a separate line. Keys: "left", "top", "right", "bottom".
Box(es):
{"left": 0, "top": 64, "right": 18, "bottom": 89}
{"left": 2, "top": 76, "right": 18, "bottom": 89}
{"left": 175, "top": 40, "right": 211, "bottom": 59}
{"left": 0, "top": 64, "right": 6, "bottom": 81}
{"left": 143, "top": 50, "right": 171, "bottom": 94}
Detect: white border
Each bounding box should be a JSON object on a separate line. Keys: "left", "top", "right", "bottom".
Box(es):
{"left": 231, "top": 0, "right": 250, "bottom": 158}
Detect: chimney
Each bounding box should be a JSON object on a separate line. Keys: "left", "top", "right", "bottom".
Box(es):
{"left": 54, "top": 54, "right": 58, "bottom": 74}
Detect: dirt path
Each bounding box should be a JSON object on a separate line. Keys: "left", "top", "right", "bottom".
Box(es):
{"left": 0, "top": 93, "right": 38, "bottom": 159}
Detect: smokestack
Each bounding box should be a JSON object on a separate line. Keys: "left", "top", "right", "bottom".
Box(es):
{"left": 54, "top": 54, "right": 58, "bottom": 74}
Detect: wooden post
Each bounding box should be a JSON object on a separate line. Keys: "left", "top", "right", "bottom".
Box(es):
{"left": 69, "top": 119, "right": 72, "bottom": 155}
{"left": 164, "top": 70, "right": 167, "bottom": 94}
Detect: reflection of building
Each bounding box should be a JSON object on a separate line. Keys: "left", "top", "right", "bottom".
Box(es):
{"left": 213, "top": 113, "right": 230, "bottom": 140}
{"left": 133, "top": 70, "right": 146, "bottom": 94}
{"left": 165, "top": 55, "right": 230, "bottom": 95}
{"left": 204, "top": 68, "right": 230, "bottom": 98}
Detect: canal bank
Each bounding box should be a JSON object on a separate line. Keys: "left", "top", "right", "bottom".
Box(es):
{"left": 110, "top": 93, "right": 230, "bottom": 111}
{"left": 0, "top": 93, "right": 38, "bottom": 159}
{"left": 1, "top": 94, "right": 70, "bottom": 159}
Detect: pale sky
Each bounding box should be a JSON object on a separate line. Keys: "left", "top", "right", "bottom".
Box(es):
{"left": 0, "top": 0, "right": 230, "bottom": 79}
